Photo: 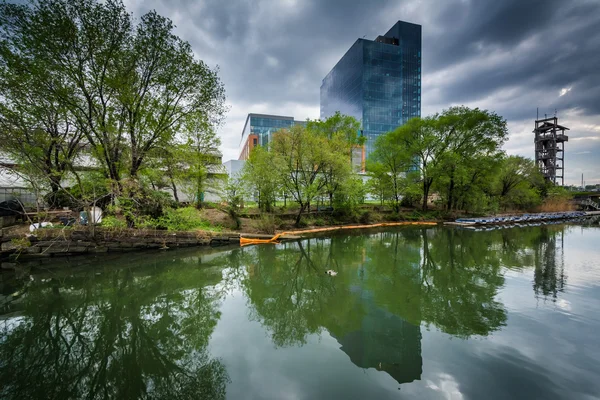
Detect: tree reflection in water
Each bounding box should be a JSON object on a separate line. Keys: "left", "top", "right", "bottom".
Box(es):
{"left": 0, "top": 252, "right": 229, "bottom": 400}
{"left": 236, "top": 225, "right": 567, "bottom": 384}
{"left": 0, "top": 224, "right": 569, "bottom": 394}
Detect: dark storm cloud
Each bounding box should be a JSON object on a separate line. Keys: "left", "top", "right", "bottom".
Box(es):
{"left": 124, "top": 0, "right": 600, "bottom": 183}
{"left": 423, "top": 0, "right": 600, "bottom": 118}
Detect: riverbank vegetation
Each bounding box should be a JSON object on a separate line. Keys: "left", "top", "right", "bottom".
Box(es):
{"left": 241, "top": 108, "right": 573, "bottom": 228}
{"left": 0, "top": 0, "right": 573, "bottom": 234}
{"left": 0, "top": 0, "right": 225, "bottom": 219}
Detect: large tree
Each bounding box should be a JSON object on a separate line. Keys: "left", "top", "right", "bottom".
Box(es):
{"left": 0, "top": 12, "right": 85, "bottom": 202}
{"left": 306, "top": 112, "right": 363, "bottom": 206}
{"left": 367, "top": 131, "right": 413, "bottom": 212}
{"left": 270, "top": 124, "right": 339, "bottom": 226}
{"left": 379, "top": 107, "right": 508, "bottom": 211}
{"left": 242, "top": 145, "right": 281, "bottom": 212}
{"left": 0, "top": 0, "right": 225, "bottom": 194}
{"left": 435, "top": 107, "right": 508, "bottom": 211}
{"left": 496, "top": 155, "right": 544, "bottom": 210}
{"left": 271, "top": 125, "right": 325, "bottom": 225}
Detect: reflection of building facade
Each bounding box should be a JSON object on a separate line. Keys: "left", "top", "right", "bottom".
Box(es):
{"left": 238, "top": 114, "right": 306, "bottom": 160}
{"left": 320, "top": 21, "right": 422, "bottom": 158}
{"left": 334, "top": 303, "right": 422, "bottom": 384}
{"left": 328, "top": 231, "right": 423, "bottom": 385}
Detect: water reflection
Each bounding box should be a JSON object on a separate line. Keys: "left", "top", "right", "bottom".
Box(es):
{"left": 224, "top": 225, "right": 570, "bottom": 385}
{"left": 0, "top": 251, "right": 230, "bottom": 400}
{"left": 0, "top": 224, "right": 576, "bottom": 396}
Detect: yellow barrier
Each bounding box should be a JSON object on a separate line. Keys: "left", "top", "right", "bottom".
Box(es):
{"left": 239, "top": 221, "right": 438, "bottom": 246}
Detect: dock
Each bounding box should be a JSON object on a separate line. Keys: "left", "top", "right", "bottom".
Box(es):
{"left": 445, "top": 211, "right": 590, "bottom": 227}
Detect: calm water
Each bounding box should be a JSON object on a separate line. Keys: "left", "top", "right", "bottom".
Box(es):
{"left": 1, "top": 222, "right": 600, "bottom": 399}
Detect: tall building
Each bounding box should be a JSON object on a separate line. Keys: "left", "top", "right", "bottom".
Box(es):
{"left": 238, "top": 113, "right": 306, "bottom": 160}
{"left": 320, "top": 20, "right": 422, "bottom": 157}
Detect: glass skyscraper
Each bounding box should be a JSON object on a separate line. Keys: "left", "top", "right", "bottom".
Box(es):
{"left": 320, "top": 20, "right": 422, "bottom": 158}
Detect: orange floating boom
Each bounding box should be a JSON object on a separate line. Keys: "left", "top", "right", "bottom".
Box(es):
{"left": 239, "top": 221, "right": 438, "bottom": 246}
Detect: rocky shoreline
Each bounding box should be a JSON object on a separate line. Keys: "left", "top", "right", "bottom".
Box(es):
{"left": 1, "top": 227, "right": 240, "bottom": 263}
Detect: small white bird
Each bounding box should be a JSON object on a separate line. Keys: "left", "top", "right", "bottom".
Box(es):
{"left": 326, "top": 270, "right": 338, "bottom": 276}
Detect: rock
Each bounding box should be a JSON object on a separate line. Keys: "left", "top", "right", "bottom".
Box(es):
{"left": 1, "top": 241, "right": 17, "bottom": 252}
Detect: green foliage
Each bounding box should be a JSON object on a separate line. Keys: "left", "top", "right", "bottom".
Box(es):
{"left": 222, "top": 175, "right": 246, "bottom": 230}
{"left": 367, "top": 132, "right": 411, "bottom": 211}
{"left": 0, "top": 0, "right": 226, "bottom": 197}
{"left": 10, "top": 237, "right": 31, "bottom": 250}
{"left": 270, "top": 114, "right": 362, "bottom": 226}
{"left": 368, "top": 106, "right": 515, "bottom": 212}
{"left": 145, "top": 121, "right": 223, "bottom": 206}
{"left": 313, "top": 217, "right": 327, "bottom": 227}
{"left": 156, "top": 207, "right": 213, "bottom": 231}
{"left": 100, "top": 215, "right": 127, "bottom": 229}
{"left": 332, "top": 175, "right": 366, "bottom": 214}
{"left": 104, "top": 182, "right": 175, "bottom": 228}
{"left": 545, "top": 185, "right": 573, "bottom": 200}
{"left": 359, "top": 210, "right": 381, "bottom": 224}
{"left": 495, "top": 155, "right": 544, "bottom": 210}
{"left": 243, "top": 146, "right": 280, "bottom": 212}
{"left": 256, "top": 214, "right": 278, "bottom": 234}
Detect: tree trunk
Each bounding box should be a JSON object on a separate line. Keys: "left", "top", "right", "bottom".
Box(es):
{"left": 46, "top": 179, "right": 62, "bottom": 207}
{"left": 108, "top": 163, "right": 121, "bottom": 193}
{"left": 295, "top": 204, "right": 305, "bottom": 227}
{"left": 171, "top": 180, "right": 179, "bottom": 203}
{"left": 447, "top": 169, "right": 455, "bottom": 211}
{"left": 422, "top": 179, "right": 432, "bottom": 211}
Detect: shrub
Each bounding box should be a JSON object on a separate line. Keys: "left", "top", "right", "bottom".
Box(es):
{"left": 296, "top": 216, "right": 308, "bottom": 228}
{"left": 157, "top": 207, "right": 206, "bottom": 231}
{"left": 101, "top": 215, "right": 127, "bottom": 228}
{"left": 359, "top": 211, "right": 374, "bottom": 224}
{"left": 538, "top": 186, "right": 575, "bottom": 212}
{"left": 313, "top": 217, "right": 326, "bottom": 227}
{"left": 11, "top": 237, "right": 31, "bottom": 250}
{"left": 256, "top": 214, "right": 278, "bottom": 234}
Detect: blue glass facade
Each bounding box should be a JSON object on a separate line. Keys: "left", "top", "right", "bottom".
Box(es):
{"left": 320, "top": 21, "right": 421, "bottom": 158}
{"left": 239, "top": 114, "right": 306, "bottom": 160}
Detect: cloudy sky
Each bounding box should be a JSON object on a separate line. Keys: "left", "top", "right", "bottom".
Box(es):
{"left": 123, "top": 0, "right": 600, "bottom": 186}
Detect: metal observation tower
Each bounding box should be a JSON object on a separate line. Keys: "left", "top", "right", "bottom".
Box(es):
{"left": 534, "top": 116, "right": 569, "bottom": 185}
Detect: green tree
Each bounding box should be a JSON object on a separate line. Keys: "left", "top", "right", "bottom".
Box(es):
{"left": 366, "top": 164, "right": 393, "bottom": 206}
{"left": 307, "top": 112, "right": 363, "bottom": 206}
{"left": 221, "top": 173, "right": 247, "bottom": 229}
{"left": 172, "top": 121, "right": 222, "bottom": 206}
{"left": 496, "top": 155, "right": 544, "bottom": 210}
{"left": 376, "top": 107, "right": 508, "bottom": 211}
{"left": 270, "top": 125, "right": 329, "bottom": 226}
{"left": 367, "top": 131, "right": 412, "bottom": 211}
{"left": 242, "top": 145, "right": 281, "bottom": 212}
{"left": 434, "top": 154, "right": 501, "bottom": 213}
{"left": 0, "top": 0, "right": 226, "bottom": 193}
{"left": 0, "top": 29, "right": 85, "bottom": 204}
{"left": 435, "top": 107, "right": 508, "bottom": 211}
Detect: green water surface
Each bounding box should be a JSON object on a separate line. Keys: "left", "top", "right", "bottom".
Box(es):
{"left": 1, "top": 222, "right": 600, "bottom": 399}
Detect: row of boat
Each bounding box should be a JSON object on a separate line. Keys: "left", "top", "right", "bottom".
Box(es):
{"left": 452, "top": 211, "right": 587, "bottom": 226}
{"left": 458, "top": 218, "right": 591, "bottom": 231}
